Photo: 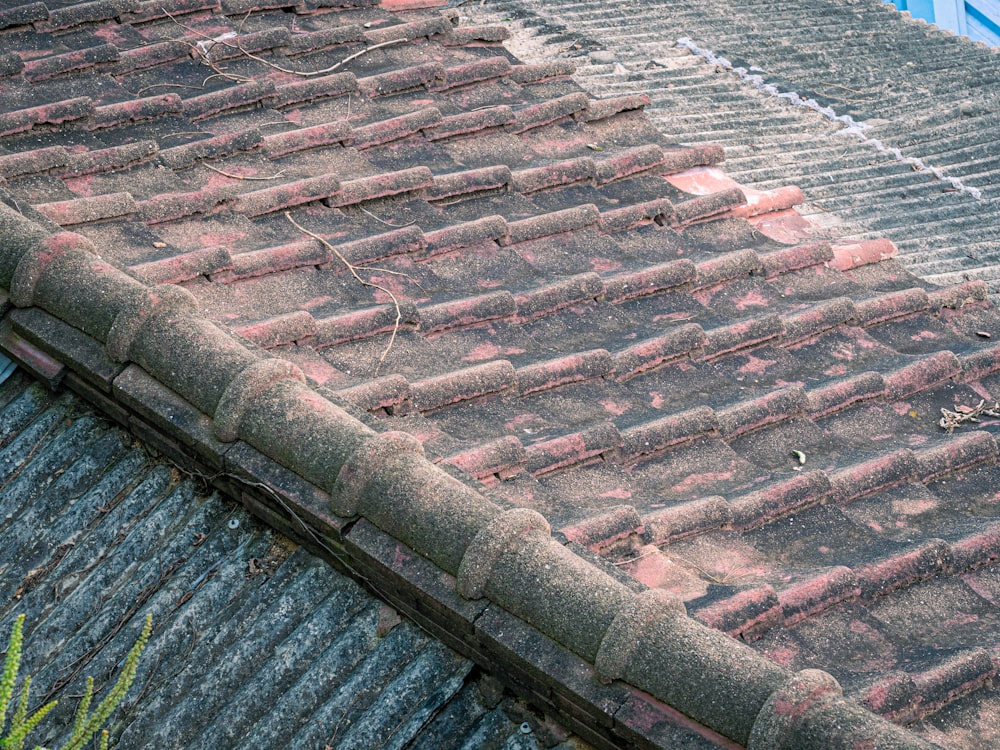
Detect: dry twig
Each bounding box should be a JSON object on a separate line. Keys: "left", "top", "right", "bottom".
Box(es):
{"left": 202, "top": 162, "right": 286, "bottom": 181}
{"left": 358, "top": 205, "right": 415, "bottom": 228}
{"left": 285, "top": 212, "right": 410, "bottom": 375}
{"left": 165, "top": 9, "right": 406, "bottom": 80}
{"left": 939, "top": 399, "right": 1000, "bottom": 433}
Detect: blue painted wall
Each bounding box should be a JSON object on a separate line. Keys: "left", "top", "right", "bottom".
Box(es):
{"left": 885, "top": 0, "right": 1000, "bottom": 45}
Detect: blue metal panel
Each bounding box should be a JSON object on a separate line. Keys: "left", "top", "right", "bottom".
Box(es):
{"left": 885, "top": 0, "right": 999, "bottom": 44}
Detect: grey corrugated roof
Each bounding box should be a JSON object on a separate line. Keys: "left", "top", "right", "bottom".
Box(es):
{"left": 0, "top": 368, "right": 562, "bottom": 749}
{"left": 466, "top": 0, "right": 1000, "bottom": 292}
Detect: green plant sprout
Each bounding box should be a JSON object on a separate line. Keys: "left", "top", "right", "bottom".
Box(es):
{"left": 0, "top": 613, "right": 151, "bottom": 750}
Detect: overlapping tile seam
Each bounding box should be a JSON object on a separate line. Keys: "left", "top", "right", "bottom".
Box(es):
{"left": 0, "top": 197, "right": 944, "bottom": 750}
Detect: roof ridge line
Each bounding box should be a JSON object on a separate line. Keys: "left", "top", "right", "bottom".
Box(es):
{"left": 0, "top": 200, "right": 938, "bottom": 749}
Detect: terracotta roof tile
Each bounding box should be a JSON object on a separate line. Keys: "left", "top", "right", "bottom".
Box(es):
{"left": 1, "top": 2, "right": 996, "bottom": 747}
{"left": 159, "top": 129, "right": 264, "bottom": 169}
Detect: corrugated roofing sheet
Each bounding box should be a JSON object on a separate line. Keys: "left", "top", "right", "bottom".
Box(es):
{"left": 0, "top": 0, "right": 998, "bottom": 747}
{"left": 0, "top": 369, "right": 561, "bottom": 749}
{"left": 471, "top": 0, "right": 1000, "bottom": 293}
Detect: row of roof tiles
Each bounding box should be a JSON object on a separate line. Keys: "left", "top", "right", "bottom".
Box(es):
{"left": 1, "top": 0, "right": 997, "bottom": 747}
{"left": 0, "top": 186, "right": 941, "bottom": 748}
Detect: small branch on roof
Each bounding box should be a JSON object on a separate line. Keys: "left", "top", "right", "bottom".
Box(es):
{"left": 163, "top": 9, "right": 406, "bottom": 80}
{"left": 358, "top": 205, "right": 415, "bottom": 228}
{"left": 939, "top": 399, "right": 1000, "bottom": 433}
{"left": 285, "top": 212, "right": 414, "bottom": 376}
{"left": 670, "top": 553, "right": 748, "bottom": 586}
{"left": 134, "top": 82, "right": 205, "bottom": 95}
{"left": 202, "top": 162, "right": 286, "bottom": 181}
{"left": 234, "top": 11, "right": 408, "bottom": 78}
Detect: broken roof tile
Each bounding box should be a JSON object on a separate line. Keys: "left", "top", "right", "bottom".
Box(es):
{"left": 697, "top": 314, "right": 784, "bottom": 361}
{"left": 263, "top": 120, "right": 353, "bottom": 158}
{"left": 509, "top": 92, "right": 590, "bottom": 134}
{"left": 604, "top": 260, "right": 696, "bottom": 304}
{"left": 65, "top": 141, "right": 160, "bottom": 176}
{"left": 524, "top": 421, "right": 621, "bottom": 476}
{"left": 182, "top": 80, "right": 277, "bottom": 121}
{"left": 0, "top": 97, "right": 93, "bottom": 138}
{"left": 507, "top": 60, "right": 576, "bottom": 84}
{"left": 513, "top": 272, "right": 603, "bottom": 321}
{"left": 598, "top": 197, "right": 676, "bottom": 233}
{"left": 958, "top": 344, "right": 1000, "bottom": 382}
{"left": 560, "top": 505, "right": 644, "bottom": 551}
{"left": 442, "top": 435, "right": 527, "bottom": 484}
{"left": 715, "top": 387, "right": 807, "bottom": 440}
{"left": 159, "top": 130, "right": 264, "bottom": 169}
{"left": 595, "top": 145, "right": 665, "bottom": 184}
{"left": 362, "top": 16, "right": 450, "bottom": 45}
{"left": 660, "top": 144, "right": 727, "bottom": 174}
{"left": 356, "top": 62, "right": 444, "bottom": 98}
{"left": 777, "top": 567, "right": 860, "bottom": 627}
{"left": 87, "top": 93, "right": 183, "bottom": 130}
{"left": 114, "top": 39, "right": 191, "bottom": 72}
{"left": 690, "top": 586, "right": 783, "bottom": 640}
{"left": 782, "top": 298, "right": 855, "bottom": 346}
{"left": 693, "top": 249, "right": 763, "bottom": 289}
{"left": 332, "top": 373, "right": 409, "bottom": 413}
{"left": 828, "top": 238, "right": 898, "bottom": 271}
{"left": 501, "top": 205, "right": 600, "bottom": 245}
{"left": 272, "top": 72, "right": 358, "bottom": 108}
{"left": 577, "top": 93, "right": 651, "bottom": 123}
{"left": 313, "top": 302, "right": 419, "bottom": 347}
{"left": 135, "top": 185, "right": 233, "bottom": 223}
{"left": 511, "top": 157, "right": 597, "bottom": 194}
{"left": 43, "top": 0, "right": 138, "bottom": 31}
{"left": 436, "top": 57, "right": 513, "bottom": 90}
{"left": 231, "top": 173, "right": 343, "bottom": 217}
{"left": 913, "top": 431, "right": 998, "bottom": 482}
{"left": 334, "top": 225, "right": 425, "bottom": 265}
{"left": 442, "top": 25, "right": 512, "bottom": 46}
{"left": 613, "top": 324, "right": 707, "bottom": 381}
{"left": 642, "top": 496, "right": 729, "bottom": 545}
{"left": 854, "top": 540, "right": 952, "bottom": 600}
{"left": 883, "top": 351, "right": 961, "bottom": 400}
{"left": 428, "top": 166, "right": 512, "bottom": 203}
{"left": 805, "top": 371, "right": 887, "bottom": 418}
{"left": 618, "top": 406, "right": 718, "bottom": 464}
{"left": 728, "top": 471, "right": 832, "bottom": 530}
{"left": 0, "top": 2, "right": 48, "bottom": 30}
{"left": 829, "top": 450, "right": 918, "bottom": 504}
{"left": 422, "top": 106, "right": 515, "bottom": 140}
{"left": 0, "top": 147, "right": 70, "bottom": 179}
{"left": 853, "top": 288, "right": 932, "bottom": 327}
{"left": 671, "top": 188, "right": 747, "bottom": 227}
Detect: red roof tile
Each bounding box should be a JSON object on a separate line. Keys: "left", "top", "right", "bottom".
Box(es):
{"left": 0, "top": 2, "right": 995, "bottom": 748}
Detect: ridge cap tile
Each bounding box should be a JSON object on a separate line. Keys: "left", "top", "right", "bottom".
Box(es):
{"left": 0, "top": 5, "right": 992, "bottom": 747}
